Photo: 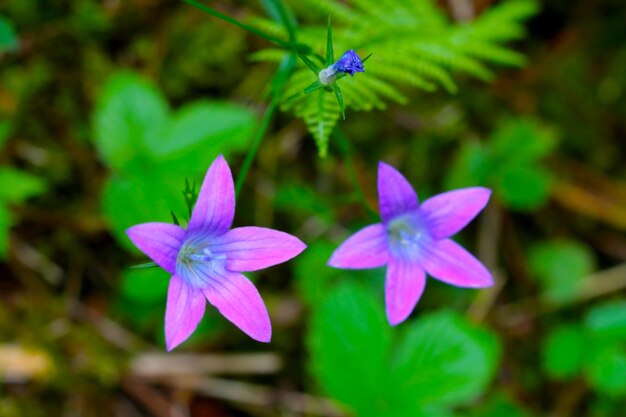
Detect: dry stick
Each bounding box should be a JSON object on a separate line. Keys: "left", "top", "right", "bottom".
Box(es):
{"left": 496, "top": 263, "right": 626, "bottom": 327}
{"left": 132, "top": 352, "right": 282, "bottom": 378}
{"left": 122, "top": 376, "right": 188, "bottom": 417}
{"left": 468, "top": 202, "right": 505, "bottom": 322}
{"left": 163, "top": 376, "right": 349, "bottom": 417}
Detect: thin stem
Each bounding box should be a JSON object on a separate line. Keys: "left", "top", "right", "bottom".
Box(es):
{"left": 183, "top": 0, "right": 308, "bottom": 53}
{"left": 235, "top": 100, "right": 278, "bottom": 199}
{"left": 235, "top": 54, "right": 295, "bottom": 198}
{"left": 333, "top": 128, "right": 378, "bottom": 219}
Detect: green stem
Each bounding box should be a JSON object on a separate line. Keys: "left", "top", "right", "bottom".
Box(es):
{"left": 235, "top": 100, "right": 278, "bottom": 199}
{"left": 183, "top": 0, "right": 308, "bottom": 53}
{"left": 333, "top": 128, "right": 378, "bottom": 219}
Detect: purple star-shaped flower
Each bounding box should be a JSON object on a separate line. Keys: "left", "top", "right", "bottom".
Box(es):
{"left": 126, "top": 156, "right": 306, "bottom": 350}
{"left": 333, "top": 49, "right": 365, "bottom": 76}
{"left": 328, "top": 162, "right": 493, "bottom": 325}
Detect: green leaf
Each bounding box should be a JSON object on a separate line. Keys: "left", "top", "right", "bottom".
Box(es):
{"left": 309, "top": 283, "right": 500, "bottom": 416}
{"left": 0, "top": 168, "right": 46, "bottom": 202}
{"left": 393, "top": 311, "right": 500, "bottom": 408}
{"left": 325, "top": 15, "right": 334, "bottom": 66}
{"left": 587, "top": 345, "right": 626, "bottom": 396}
{"left": 293, "top": 240, "right": 344, "bottom": 305}
{"left": 584, "top": 301, "right": 626, "bottom": 343}
{"left": 299, "top": 53, "right": 322, "bottom": 74}
{"left": 497, "top": 163, "right": 552, "bottom": 210}
{"left": 332, "top": 84, "right": 345, "bottom": 120}
{"left": 542, "top": 325, "right": 586, "bottom": 379}
{"left": 93, "top": 72, "right": 168, "bottom": 172}
{"left": 529, "top": 241, "right": 595, "bottom": 304}
{"left": 0, "top": 18, "right": 18, "bottom": 52}
{"left": 102, "top": 173, "right": 187, "bottom": 252}
{"left": 308, "top": 283, "right": 394, "bottom": 417}
{"left": 121, "top": 267, "right": 169, "bottom": 304}
{"left": 468, "top": 393, "right": 532, "bottom": 417}
{"left": 491, "top": 118, "right": 557, "bottom": 162}
{"left": 154, "top": 101, "right": 256, "bottom": 172}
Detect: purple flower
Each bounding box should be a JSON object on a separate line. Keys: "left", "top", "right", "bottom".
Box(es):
{"left": 333, "top": 49, "right": 365, "bottom": 76}
{"left": 328, "top": 162, "right": 493, "bottom": 325}
{"left": 126, "top": 156, "right": 306, "bottom": 350}
{"left": 319, "top": 49, "right": 365, "bottom": 85}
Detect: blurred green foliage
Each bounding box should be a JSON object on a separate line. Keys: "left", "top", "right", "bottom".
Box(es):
{"left": 309, "top": 282, "right": 499, "bottom": 416}
{"left": 447, "top": 118, "right": 557, "bottom": 210}
{"left": 543, "top": 301, "right": 626, "bottom": 396}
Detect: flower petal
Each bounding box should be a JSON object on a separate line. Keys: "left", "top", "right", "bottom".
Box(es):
{"left": 213, "top": 227, "right": 307, "bottom": 272}
{"left": 328, "top": 223, "right": 389, "bottom": 269}
{"left": 385, "top": 258, "right": 426, "bottom": 325}
{"left": 165, "top": 275, "right": 206, "bottom": 351}
{"left": 188, "top": 155, "right": 235, "bottom": 235}
{"left": 420, "top": 187, "right": 491, "bottom": 239}
{"left": 202, "top": 271, "right": 271, "bottom": 342}
{"left": 420, "top": 239, "right": 493, "bottom": 288}
{"left": 378, "top": 162, "right": 419, "bottom": 222}
{"left": 126, "top": 222, "right": 185, "bottom": 273}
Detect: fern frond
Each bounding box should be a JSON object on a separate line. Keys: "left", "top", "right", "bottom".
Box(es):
{"left": 250, "top": 0, "right": 538, "bottom": 155}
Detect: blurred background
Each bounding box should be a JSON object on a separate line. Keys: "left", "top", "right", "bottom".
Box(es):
{"left": 0, "top": 0, "right": 625, "bottom": 416}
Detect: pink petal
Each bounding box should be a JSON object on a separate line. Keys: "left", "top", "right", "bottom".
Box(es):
{"left": 188, "top": 155, "right": 235, "bottom": 235}
{"left": 420, "top": 187, "right": 491, "bottom": 240}
{"left": 165, "top": 275, "right": 206, "bottom": 351}
{"left": 213, "top": 227, "right": 307, "bottom": 272}
{"left": 202, "top": 271, "right": 271, "bottom": 342}
{"left": 328, "top": 223, "right": 389, "bottom": 269}
{"left": 378, "top": 162, "right": 419, "bottom": 222}
{"left": 420, "top": 239, "right": 493, "bottom": 288}
{"left": 385, "top": 258, "right": 426, "bottom": 325}
{"left": 126, "top": 222, "right": 185, "bottom": 273}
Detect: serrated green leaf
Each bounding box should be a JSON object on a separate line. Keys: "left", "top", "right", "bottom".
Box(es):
{"left": 529, "top": 241, "right": 595, "bottom": 304}
{"left": 542, "top": 325, "right": 586, "bottom": 379}
{"left": 309, "top": 283, "right": 499, "bottom": 416}
{"left": 392, "top": 311, "right": 500, "bottom": 408}
{"left": 491, "top": 119, "right": 557, "bottom": 162}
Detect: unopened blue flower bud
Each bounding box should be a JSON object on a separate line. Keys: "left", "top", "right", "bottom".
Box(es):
{"left": 318, "top": 49, "right": 365, "bottom": 86}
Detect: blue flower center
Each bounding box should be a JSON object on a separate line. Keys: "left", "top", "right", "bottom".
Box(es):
{"left": 386, "top": 215, "right": 427, "bottom": 259}
{"left": 176, "top": 236, "right": 227, "bottom": 288}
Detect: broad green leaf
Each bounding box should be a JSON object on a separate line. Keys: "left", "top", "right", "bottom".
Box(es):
{"left": 584, "top": 301, "right": 626, "bottom": 342}
{"left": 309, "top": 284, "right": 499, "bottom": 416}
{"left": 497, "top": 163, "right": 552, "bottom": 210}
{"left": 121, "top": 267, "right": 170, "bottom": 304}
{"left": 491, "top": 119, "right": 557, "bottom": 162}
{"left": 446, "top": 142, "right": 491, "bottom": 189}
{"left": 529, "top": 241, "right": 595, "bottom": 304}
{"left": 308, "top": 282, "right": 393, "bottom": 417}
{"left": 102, "top": 173, "right": 187, "bottom": 252}
{"left": 587, "top": 345, "right": 626, "bottom": 396}
{"left": 393, "top": 311, "right": 500, "bottom": 408}
{"left": 154, "top": 101, "right": 256, "bottom": 172}
{"left": 0, "top": 18, "right": 18, "bottom": 52}
{"left": 468, "top": 393, "right": 531, "bottom": 417}
{"left": 542, "top": 325, "right": 586, "bottom": 379}
{"left": 93, "top": 72, "right": 168, "bottom": 172}
{"left": 0, "top": 168, "right": 46, "bottom": 202}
